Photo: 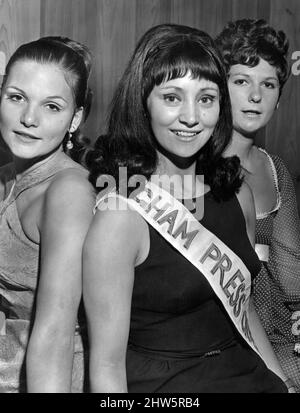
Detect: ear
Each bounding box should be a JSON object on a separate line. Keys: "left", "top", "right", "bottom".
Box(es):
{"left": 70, "top": 107, "right": 84, "bottom": 133}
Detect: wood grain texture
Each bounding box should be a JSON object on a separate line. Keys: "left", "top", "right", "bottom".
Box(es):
{"left": 90, "top": 0, "right": 137, "bottom": 136}
{"left": 0, "top": 0, "right": 299, "bottom": 191}
{"left": 135, "top": 0, "right": 172, "bottom": 40}
{"left": 170, "top": 0, "right": 232, "bottom": 37}
{"left": 266, "top": 0, "right": 300, "bottom": 178}
{"left": 0, "top": 0, "right": 41, "bottom": 79}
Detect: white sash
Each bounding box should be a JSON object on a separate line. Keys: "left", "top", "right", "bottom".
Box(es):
{"left": 95, "top": 181, "right": 261, "bottom": 357}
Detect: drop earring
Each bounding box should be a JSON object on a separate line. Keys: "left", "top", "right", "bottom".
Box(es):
{"left": 66, "top": 130, "right": 74, "bottom": 150}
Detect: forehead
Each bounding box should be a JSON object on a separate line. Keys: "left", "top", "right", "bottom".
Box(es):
{"left": 156, "top": 73, "right": 219, "bottom": 90}
{"left": 229, "top": 58, "right": 278, "bottom": 79}
{"left": 5, "top": 60, "right": 74, "bottom": 99}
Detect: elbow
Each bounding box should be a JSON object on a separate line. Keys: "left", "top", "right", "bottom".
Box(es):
{"left": 27, "top": 325, "right": 75, "bottom": 365}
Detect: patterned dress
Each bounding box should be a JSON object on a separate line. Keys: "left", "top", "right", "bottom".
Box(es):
{"left": 253, "top": 148, "right": 300, "bottom": 392}
{"left": 0, "top": 151, "right": 87, "bottom": 392}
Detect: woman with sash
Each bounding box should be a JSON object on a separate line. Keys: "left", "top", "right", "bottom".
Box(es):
{"left": 83, "top": 24, "right": 288, "bottom": 392}
{"left": 216, "top": 19, "right": 300, "bottom": 392}
{"left": 0, "top": 37, "right": 94, "bottom": 392}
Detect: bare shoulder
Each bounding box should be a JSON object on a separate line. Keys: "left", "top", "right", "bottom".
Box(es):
{"left": 45, "top": 167, "right": 95, "bottom": 210}
{"left": 38, "top": 167, "right": 95, "bottom": 234}
{"left": 85, "top": 197, "right": 148, "bottom": 263}
{"left": 89, "top": 197, "right": 147, "bottom": 241}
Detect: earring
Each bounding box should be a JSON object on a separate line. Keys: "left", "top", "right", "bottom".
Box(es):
{"left": 276, "top": 102, "right": 280, "bottom": 110}
{"left": 66, "top": 131, "right": 73, "bottom": 150}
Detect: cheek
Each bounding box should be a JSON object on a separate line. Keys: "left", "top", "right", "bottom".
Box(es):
{"left": 200, "top": 107, "right": 220, "bottom": 128}
{"left": 45, "top": 117, "right": 70, "bottom": 138}
{"left": 150, "top": 106, "right": 176, "bottom": 129}
{"left": 229, "top": 87, "right": 243, "bottom": 110}
{"left": 0, "top": 104, "right": 13, "bottom": 127}
{"left": 265, "top": 94, "right": 278, "bottom": 113}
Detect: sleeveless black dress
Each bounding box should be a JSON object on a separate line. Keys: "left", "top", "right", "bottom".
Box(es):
{"left": 126, "top": 192, "right": 287, "bottom": 393}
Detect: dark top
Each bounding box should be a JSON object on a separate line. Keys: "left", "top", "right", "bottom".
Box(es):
{"left": 126, "top": 192, "right": 286, "bottom": 393}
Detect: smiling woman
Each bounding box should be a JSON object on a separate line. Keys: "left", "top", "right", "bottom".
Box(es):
{"left": 0, "top": 36, "right": 94, "bottom": 392}
{"left": 1, "top": 60, "right": 82, "bottom": 161}
{"left": 147, "top": 75, "right": 220, "bottom": 159}
{"left": 83, "top": 23, "right": 288, "bottom": 393}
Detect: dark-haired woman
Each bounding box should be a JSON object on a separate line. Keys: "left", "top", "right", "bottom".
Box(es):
{"left": 0, "top": 37, "right": 94, "bottom": 392}
{"left": 216, "top": 19, "right": 300, "bottom": 392}
{"left": 83, "top": 24, "right": 288, "bottom": 393}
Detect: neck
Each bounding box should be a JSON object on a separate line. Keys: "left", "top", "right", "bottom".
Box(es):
{"left": 154, "top": 151, "right": 207, "bottom": 199}
{"left": 155, "top": 148, "right": 196, "bottom": 177}
{"left": 224, "top": 130, "right": 256, "bottom": 167}
{"left": 13, "top": 146, "right": 63, "bottom": 179}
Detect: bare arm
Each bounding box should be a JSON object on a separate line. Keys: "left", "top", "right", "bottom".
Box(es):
{"left": 26, "top": 170, "right": 94, "bottom": 392}
{"left": 83, "top": 199, "right": 146, "bottom": 393}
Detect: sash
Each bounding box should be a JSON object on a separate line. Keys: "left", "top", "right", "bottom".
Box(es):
{"left": 255, "top": 243, "right": 269, "bottom": 262}
{"left": 95, "top": 181, "right": 261, "bottom": 357}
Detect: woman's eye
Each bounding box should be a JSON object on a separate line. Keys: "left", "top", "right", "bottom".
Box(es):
{"left": 263, "top": 82, "right": 275, "bottom": 89}
{"left": 234, "top": 79, "right": 247, "bottom": 86}
{"left": 163, "top": 94, "right": 180, "bottom": 103}
{"left": 46, "top": 103, "right": 61, "bottom": 112}
{"left": 7, "top": 94, "right": 24, "bottom": 102}
{"left": 200, "top": 95, "right": 215, "bottom": 105}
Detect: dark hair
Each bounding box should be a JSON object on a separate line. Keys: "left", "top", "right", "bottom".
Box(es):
{"left": 87, "top": 24, "right": 242, "bottom": 200}
{"left": 2, "top": 36, "right": 93, "bottom": 161}
{"left": 215, "top": 19, "right": 290, "bottom": 95}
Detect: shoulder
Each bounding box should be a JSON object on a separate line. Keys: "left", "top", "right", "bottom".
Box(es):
{"left": 85, "top": 196, "right": 148, "bottom": 258}
{"left": 46, "top": 167, "right": 94, "bottom": 204}
{"left": 91, "top": 197, "right": 147, "bottom": 239}
{"left": 257, "top": 148, "right": 289, "bottom": 178}
{"left": 261, "top": 149, "right": 295, "bottom": 192}
{"left": 40, "top": 167, "right": 95, "bottom": 230}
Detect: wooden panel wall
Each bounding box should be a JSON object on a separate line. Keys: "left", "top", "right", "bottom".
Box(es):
{"left": 0, "top": 0, "right": 299, "bottom": 201}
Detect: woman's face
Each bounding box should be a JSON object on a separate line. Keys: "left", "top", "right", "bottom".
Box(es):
{"left": 228, "top": 58, "right": 280, "bottom": 138}
{"left": 0, "top": 60, "right": 82, "bottom": 160}
{"left": 147, "top": 72, "right": 220, "bottom": 158}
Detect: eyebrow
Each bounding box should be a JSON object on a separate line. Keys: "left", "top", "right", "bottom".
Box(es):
{"left": 5, "top": 85, "right": 69, "bottom": 103}
{"left": 230, "top": 73, "right": 278, "bottom": 81}
{"left": 159, "top": 85, "right": 219, "bottom": 92}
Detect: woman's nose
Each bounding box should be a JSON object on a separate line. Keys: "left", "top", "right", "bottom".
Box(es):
{"left": 179, "top": 102, "right": 199, "bottom": 127}
{"left": 248, "top": 85, "right": 262, "bottom": 103}
{"left": 20, "top": 105, "right": 39, "bottom": 127}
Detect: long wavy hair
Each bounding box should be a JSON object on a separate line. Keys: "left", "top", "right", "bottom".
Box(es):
{"left": 87, "top": 24, "right": 242, "bottom": 200}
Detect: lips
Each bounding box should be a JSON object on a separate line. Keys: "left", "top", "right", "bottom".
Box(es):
{"left": 14, "top": 131, "right": 40, "bottom": 140}
{"left": 242, "top": 110, "right": 262, "bottom": 116}
{"left": 171, "top": 130, "right": 201, "bottom": 138}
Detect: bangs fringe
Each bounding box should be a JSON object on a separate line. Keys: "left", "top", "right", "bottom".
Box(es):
{"left": 143, "top": 42, "right": 223, "bottom": 97}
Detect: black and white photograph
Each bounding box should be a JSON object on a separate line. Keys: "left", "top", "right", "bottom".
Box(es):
{"left": 0, "top": 0, "right": 299, "bottom": 399}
